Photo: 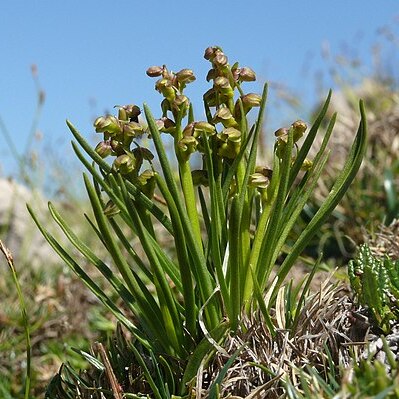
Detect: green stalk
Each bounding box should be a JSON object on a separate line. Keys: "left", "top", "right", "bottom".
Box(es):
{"left": 0, "top": 241, "right": 31, "bottom": 399}
{"left": 179, "top": 159, "right": 203, "bottom": 247}
{"left": 155, "top": 173, "right": 197, "bottom": 341}
{"left": 270, "top": 100, "right": 368, "bottom": 302}
{"left": 242, "top": 157, "right": 280, "bottom": 305}
{"left": 144, "top": 104, "right": 219, "bottom": 329}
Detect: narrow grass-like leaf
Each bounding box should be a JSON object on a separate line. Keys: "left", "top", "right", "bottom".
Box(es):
{"left": 208, "top": 345, "right": 244, "bottom": 399}
{"left": 288, "top": 90, "right": 332, "bottom": 187}
{"left": 27, "top": 205, "right": 150, "bottom": 345}
{"left": 271, "top": 101, "right": 367, "bottom": 301}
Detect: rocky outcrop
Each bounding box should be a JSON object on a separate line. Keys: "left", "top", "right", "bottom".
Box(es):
{"left": 0, "top": 178, "right": 59, "bottom": 269}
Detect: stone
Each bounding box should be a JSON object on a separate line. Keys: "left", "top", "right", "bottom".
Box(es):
{"left": 0, "top": 178, "right": 59, "bottom": 270}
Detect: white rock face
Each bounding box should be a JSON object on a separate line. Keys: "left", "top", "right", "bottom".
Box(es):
{"left": 0, "top": 178, "right": 58, "bottom": 270}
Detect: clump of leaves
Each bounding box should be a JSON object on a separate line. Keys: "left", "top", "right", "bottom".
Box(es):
{"left": 29, "top": 46, "right": 367, "bottom": 398}
{"left": 339, "top": 340, "right": 399, "bottom": 399}
{"left": 348, "top": 244, "right": 399, "bottom": 333}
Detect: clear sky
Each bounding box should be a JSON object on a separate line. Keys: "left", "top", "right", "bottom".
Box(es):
{"left": 0, "top": 1, "right": 398, "bottom": 179}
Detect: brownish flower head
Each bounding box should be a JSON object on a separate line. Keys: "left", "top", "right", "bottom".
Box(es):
{"left": 241, "top": 93, "right": 262, "bottom": 108}
{"left": 274, "top": 127, "right": 289, "bottom": 143}
{"left": 214, "top": 52, "right": 228, "bottom": 68}
{"left": 146, "top": 65, "right": 164, "bottom": 77}
{"left": 204, "top": 46, "right": 222, "bottom": 60}
{"left": 238, "top": 67, "right": 256, "bottom": 82}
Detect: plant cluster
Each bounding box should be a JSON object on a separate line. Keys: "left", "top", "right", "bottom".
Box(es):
{"left": 28, "top": 47, "right": 367, "bottom": 398}
{"left": 349, "top": 244, "right": 399, "bottom": 333}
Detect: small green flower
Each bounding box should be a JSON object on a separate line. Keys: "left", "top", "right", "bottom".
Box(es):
{"left": 214, "top": 76, "right": 234, "bottom": 99}
{"left": 155, "top": 78, "right": 176, "bottom": 102}
{"left": 203, "top": 88, "right": 217, "bottom": 107}
{"left": 217, "top": 127, "right": 241, "bottom": 159}
{"left": 95, "top": 140, "right": 113, "bottom": 158}
{"left": 156, "top": 117, "right": 176, "bottom": 135}
{"left": 137, "top": 169, "right": 156, "bottom": 197}
{"left": 301, "top": 158, "right": 313, "bottom": 171}
{"left": 94, "top": 115, "right": 122, "bottom": 135}
{"left": 177, "top": 136, "right": 198, "bottom": 161}
{"left": 113, "top": 153, "right": 136, "bottom": 175}
{"left": 213, "top": 52, "right": 228, "bottom": 69}
{"left": 235, "top": 93, "right": 262, "bottom": 119}
{"left": 204, "top": 46, "right": 223, "bottom": 61}
{"left": 213, "top": 107, "right": 239, "bottom": 128}
{"left": 122, "top": 121, "right": 144, "bottom": 137}
{"left": 171, "top": 95, "right": 190, "bottom": 117}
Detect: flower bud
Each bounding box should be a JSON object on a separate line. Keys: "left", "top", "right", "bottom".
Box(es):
{"left": 274, "top": 127, "right": 289, "bottom": 143}
{"left": 123, "top": 104, "right": 141, "bottom": 122}
{"left": 146, "top": 65, "right": 164, "bottom": 77}
{"left": 176, "top": 69, "right": 196, "bottom": 84}
{"left": 241, "top": 93, "right": 262, "bottom": 108}
{"left": 214, "top": 76, "right": 230, "bottom": 89}
{"left": 238, "top": 67, "right": 256, "bottom": 82}
{"left": 172, "top": 95, "right": 190, "bottom": 116}
{"left": 95, "top": 140, "right": 113, "bottom": 158}
{"left": 118, "top": 107, "right": 128, "bottom": 121}
{"left": 214, "top": 76, "right": 234, "bottom": 99}
{"left": 292, "top": 120, "right": 307, "bottom": 142}
{"left": 110, "top": 139, "right": 124, "bottom": 155}
{"left": 301, "top": 158, "right": 313, "bottom": 171}
{"left": 214, "top": 52, "right": 228, "bottom": 68}
{"left": 204, "top": 46, "right": 221, "bottom": 60}
{"left": 113, "top": 154, "right": 136, "bottom": 175}
{"left": 156, "top": 117, "right": 175, "bottom": 135}
{"left": 249, "top": 172, "right": 270, "bottom": 189}
{"left": 183, "top": 122, "right": 195, "bottom": 137}
{"left": 217, "top": 127, "right": 241, "bottom": 159}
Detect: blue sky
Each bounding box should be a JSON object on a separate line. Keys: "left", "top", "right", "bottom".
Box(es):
{"left": 0, "top": 1, "right": 398, "bottom": 179}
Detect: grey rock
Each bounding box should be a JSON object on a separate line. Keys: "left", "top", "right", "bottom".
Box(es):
{"left": 0, "top": 178, "right": 59, "bottom": 269}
